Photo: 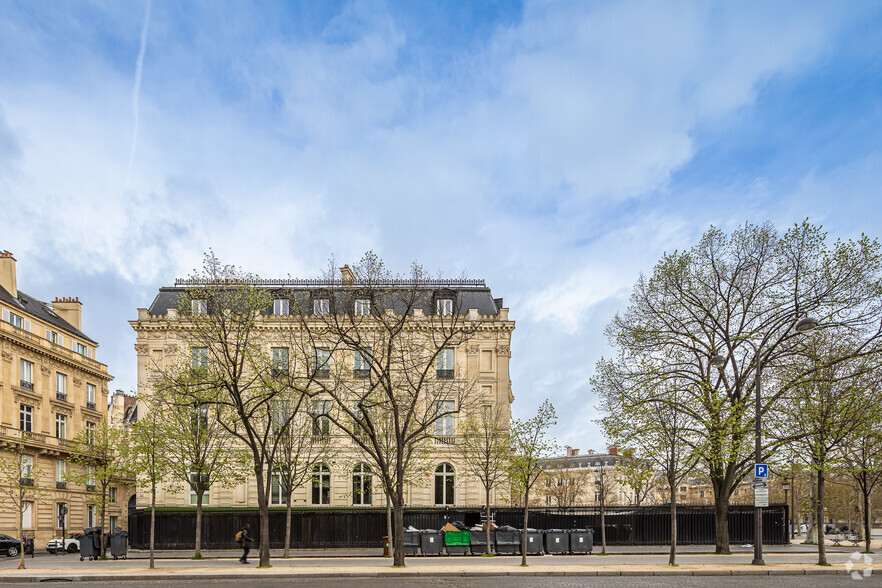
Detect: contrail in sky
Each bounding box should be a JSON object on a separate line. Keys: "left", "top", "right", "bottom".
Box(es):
{"left": 125, "top": 0, "right": 151, "bottom": 191}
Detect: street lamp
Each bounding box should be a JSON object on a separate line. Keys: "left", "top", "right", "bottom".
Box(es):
{"left": 709, "top": 315, "right": 818, "bottom": 566}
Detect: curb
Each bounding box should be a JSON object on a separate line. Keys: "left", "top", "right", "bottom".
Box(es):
{"left": 0, "top": 568, "right": 852, "bottom": 583}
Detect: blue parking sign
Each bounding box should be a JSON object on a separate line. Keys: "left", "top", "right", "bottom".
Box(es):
{"left": 755, "top": 464, "right": 768, "bottom": 478}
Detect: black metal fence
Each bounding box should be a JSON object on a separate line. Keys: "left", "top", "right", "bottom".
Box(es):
{"left": 128, "top": 504, "right": 789, "bottom": 549}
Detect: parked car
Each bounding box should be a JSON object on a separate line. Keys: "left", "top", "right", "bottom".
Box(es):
{"left": 46, "top": 534, "right": 81, "bottom": 554}
{"left": 0, "top": 534, "right": 23, "bottom": 557}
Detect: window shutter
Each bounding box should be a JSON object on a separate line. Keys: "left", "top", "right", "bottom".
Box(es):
{"left": 1, "top": 308, "right": 8, "bottom": 323}
{"left": 87, "top": 348, "right": 92, "bottom": 359}
{"left": 23, "top": 318, "right": 31, "bottom": 332}
{"left": 71, "top": 340, "right": 76, "bottom": 351}
{"left": 46, "top": 329, "right": 51, "bottom": 339}
{"left": 59, "top": 335, "right": 64, "bottom": 346}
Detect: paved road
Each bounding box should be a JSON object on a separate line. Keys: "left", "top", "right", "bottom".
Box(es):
{"left": 7, "top": 576, "right": 874, "bottom": 587}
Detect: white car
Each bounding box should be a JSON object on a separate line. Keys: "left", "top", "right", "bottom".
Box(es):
{"left": 46, "top": 535, "right": 79, "bottom": 554}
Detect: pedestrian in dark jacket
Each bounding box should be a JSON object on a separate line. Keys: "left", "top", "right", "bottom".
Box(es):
{"left": 238, "top": 524, "right": 254, "bottom": 564}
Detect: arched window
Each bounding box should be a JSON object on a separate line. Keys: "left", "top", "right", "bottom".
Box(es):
{"left": 352, "top": 464, "right": 372, "bottom": 505}
{"left": 312, "top": 464, "right": 331, "bottom": 505}
{"left": 434, "top": 463, "right": 455, "bottom": 505}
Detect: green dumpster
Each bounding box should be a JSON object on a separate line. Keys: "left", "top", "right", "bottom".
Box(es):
{"left": 444, "top": 530, "right": 471, "bottom": 555}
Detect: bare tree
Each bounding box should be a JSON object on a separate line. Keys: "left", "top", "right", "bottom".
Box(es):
{"left": 844, "top": 428, "right": 882, "bottom": 553}
{"left": 600, "top": 222, "right": 882, "bottom": 553}
{"left": 540, "top": 458, "right": 592, "bottom": 507}
{"left": 66, "top": 419, "right": 131, "bottom": 559}
{"left": 292, "top": 252, "right": 484, "bottom": 567}
{"left": 151, "top": 362, "right": 247, "bottom": 560}
{"left": 167, "top": 253, "right": 317, "bottom": 567}
{"left": 459, "top": 404, "right": 510, "bottom": 553}
{"left": 126, "top": 398, "right": 170, "bottom": 569}
{"left": 0, "top": 432, "right": 49, "bottom": 568}
{"left": 770, "top": 331, "right": 882, "bottom": 565}
{"left": 508, "top": 400, "right": 557, "bottom": 567}
{"left": 593, "top": 457, "right": 616, "bottom": 554}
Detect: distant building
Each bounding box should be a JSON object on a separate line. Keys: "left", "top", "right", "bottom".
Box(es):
{"left": 0, "top": 251, "right": 127, "bottom": 543}
{"left": 539, "top": 446, "right": 663, "bottom": 507}
{"left": 108, "top": 390, "right": 138, "bottom": 429}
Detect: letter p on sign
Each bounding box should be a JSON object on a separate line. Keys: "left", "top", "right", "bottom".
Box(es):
{"left": 755, "top": 464, "right": 768, "bottom": 478}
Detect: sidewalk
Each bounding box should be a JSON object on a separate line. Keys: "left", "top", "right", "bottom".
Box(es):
{"left": 0, "top": 561, "right": 861, "bottom": 583}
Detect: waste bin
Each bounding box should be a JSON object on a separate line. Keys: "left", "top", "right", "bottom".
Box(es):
{"left": 109, "top": 528, "right": 128, "bottom": 560}
{"left": 495, "top": 528, "right": 520, "bottom": 554}
{"left": 79, "top": 527, "right": 100, "bottom": 561}
{"left": 544, "top": 529, "right": 568, "bottom": 554}
{"left": 403, "top": 530, "right": 420, "bottom": 556}
{"left": 444, "top": 530, "right": 471, "bottom": 555}
{"left": 470, "top": 529, "right": 495, "bottom": 554}
{"left": 524, "top": 529, "right": 543, "bottom": 555}
{"left": 420, "top": 530, "right": 443, "bottom": 555}
{"left": 569, "top": 528, "right": 593, "bottom": 554}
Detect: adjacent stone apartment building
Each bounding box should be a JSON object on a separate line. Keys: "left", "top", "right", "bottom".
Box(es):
{"left": 0, "top": 251, "right": 123, "bottom": 544}
{"left": 130, "top": 266, "right": 514, "bottom": 509}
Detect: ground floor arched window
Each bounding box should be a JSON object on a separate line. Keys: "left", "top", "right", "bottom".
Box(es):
{"left": 312, "top": 464, "right": 331, "bottom": 505}
{"left": 352, "top": 464, "right": 372, "bottom": 505}
{"left": 434, "top": 463, "right": 454, "bottom": 505}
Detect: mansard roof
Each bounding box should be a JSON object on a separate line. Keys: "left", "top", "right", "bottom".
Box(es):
{"left": 0, "top": 285, "right": 97, "bottom": 344}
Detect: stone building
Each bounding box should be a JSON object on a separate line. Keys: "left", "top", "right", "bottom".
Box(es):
{"left": 130, "top": 267, "right": 514, "bottom": 509}
{"left": 539, "top": 447, "right": 664, "bottom": 507}
{"left": 0, "top": 251, "right": 126, "bottom": 544}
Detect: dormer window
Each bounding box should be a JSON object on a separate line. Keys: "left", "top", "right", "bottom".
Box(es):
{"left": 314, "top": 298, "right": 330, "bottom": 316}
{"left": 191, "top": 299, "right": 207, "bottom": 316}
{"left": 354, "top": 299, "right": 370, "bottom": 316}
{"left": 436, "top": 299, "right": 453, "bottom": 316}
{"left": 273, "top": 299, "right": 289, "bottom": 316}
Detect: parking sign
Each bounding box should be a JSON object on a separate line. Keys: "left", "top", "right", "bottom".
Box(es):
{"left": 755, "top": 464, "right": 768, "bottom": 478}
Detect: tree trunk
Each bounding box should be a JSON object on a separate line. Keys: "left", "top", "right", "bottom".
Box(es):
{"left": 256, "top": 469, "right": 271, "bottom": 567}
{"left": 194, "top": 491, "right": 203, "bottom": 558}
{"left": 100, "top": 490, "right": 107, "bottom": 559}
{"left": 817, "top": 470, "right": 826, "bottom": 566}
{"left": 18, "top": 503, "right": 25, "bottom": 570}
{"left": 807, "top": 470, "right": 818, "bottom": 543}
{"left": 864, "top": 485, "right": 872, "bottom": 553}
{"left": 385, "top": 495, "right": 392, "bottom": 558}
{"left": 713, "top": 493, "right": 730, "bottom": 553}
{"left": 284, "top": 496, "right": 292, "bottom": 558}
{"left": 149, "top": 481, "right": 156, "bottom": 569}
{"left": 485, "top": 487, "right": 492, "bottom": 555}
{"left": 600, "top": 497, "right": 607, "bottom": 554}
{"left": 521, "top": 488, "right": 529, "bottom": 567}
{"left": 392, "top": 487, "right": 405, "bottom": 567}
{"left": 669, "top": 485, "right": 677, "bottom": 566}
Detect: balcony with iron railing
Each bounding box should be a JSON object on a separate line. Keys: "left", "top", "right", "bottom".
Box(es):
{"left": 20, "top": 380, "right": 34, "bottom": 391}
{"left": 0, "top": 320, "right": 106, "bottom": 372}
{"left": 434, "top": 435, "right": 457, "bottom": 446}
{"left": 353, "top": 369, "right": 370, "bottom": 379}
{"left": 20, "top": 477, "right": 33, "bottom": 486}
{"left": 86, "top": 401, "right": 96, "bottom": 410}
{"left": 86, "top": 484, "right": 96, "bottom": 492}
{"left": 56, "top": 392, "right": 67, "bottom": 401}
{"left": 56, "top": 481, "right": 66, "bottom": 490}
{"left": 436, "top": 369, "right": 454, "bottom": 379}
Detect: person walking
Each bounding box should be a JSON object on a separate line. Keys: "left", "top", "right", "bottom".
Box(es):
{"left": 237, "top": 523, "right": 254, "bottom": 564}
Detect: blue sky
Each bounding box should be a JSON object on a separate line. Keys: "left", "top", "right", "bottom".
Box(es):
{"left": 1, "top": 0, "right": 881, "bottom": 453}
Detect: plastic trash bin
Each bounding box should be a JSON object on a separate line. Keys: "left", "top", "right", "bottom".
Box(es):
{"left": 544, "top": 529, "right": 568, "bottom": 554}
{"left": 420, "top": 530, "right": 443, "bottom": 555}
{"left": 470, "top": 529, "right": 495, "bottom": 554}
{"left": 524, "top": 529, "right": 543, "bottom": 554}
{"left": 444, "top": 530, "right": 471, "bottom": 555}
{"left": 569, "top": 529, "right": 593, "bottom": 554}
{"left": 109, "top": 528, "right": 128, "bottom": 560}
{"left": 79, "top": 527, "right": 100, "bottom": 561}
{"left": 495, "top": 528, "right": 520, "bottom": 554}
{"left": 403, "top": 530, "right": 420, "bottom": 556}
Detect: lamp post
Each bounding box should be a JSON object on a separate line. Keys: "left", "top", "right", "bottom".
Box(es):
{"left": 782, "top": 482, "right": 790, "bottom": 539}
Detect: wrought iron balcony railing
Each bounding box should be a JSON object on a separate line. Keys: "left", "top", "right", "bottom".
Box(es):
{"left": 20, "top": 380, "right": 34, "bottom": 391}
{"left": 436, "top": 369, "right": 454, "bottom": 379}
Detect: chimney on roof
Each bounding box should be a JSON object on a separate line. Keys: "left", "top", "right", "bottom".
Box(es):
{"left": 566, "top": 446, "right": 580, "bottom": 457}
{"left": 340, "top": 264, "right": 355, "bottom": 286}
{"left": 53, "top": 296, "right": 83, "bottom": 330}
{"left": 608, "top": 446, "right": 618, "bottom": 456}
{"left": 0, "top": 250, "right": 17, "bottom": 296}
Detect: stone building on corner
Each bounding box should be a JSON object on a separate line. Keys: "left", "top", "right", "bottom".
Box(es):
{"left": 129, "top": 265, "right": 514, "bottom": 510}
{"left": 0, "top": 251, "right": 128, "bottom": 544}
